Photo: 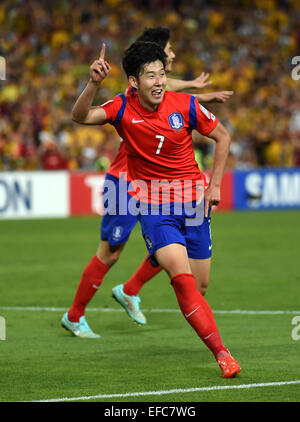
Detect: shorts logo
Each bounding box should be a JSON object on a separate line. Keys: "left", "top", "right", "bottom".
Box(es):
{"left": 144, "top": 234, "right": 153, "bottom": 251}
{"left": 112, "top": 225, "right": 123, "bottom": 241}
{"left": 168, "top": 113, "right": 184, "bottom": 130}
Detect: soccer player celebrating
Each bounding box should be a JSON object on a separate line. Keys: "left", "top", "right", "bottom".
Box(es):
{"left": 66, "top": 41, "right": 241, "bottom": 378}
{"left": 61, "top": 27, "right": 233, "bottom": 338}
{"left": 112, "top": 28, "right": 233, "bottom": 320}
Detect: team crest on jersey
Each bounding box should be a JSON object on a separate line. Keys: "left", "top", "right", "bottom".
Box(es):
{"left": 168, "top": 113, "right": 184, "bottom": 130}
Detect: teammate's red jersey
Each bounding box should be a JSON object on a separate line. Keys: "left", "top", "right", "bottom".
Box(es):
{"left": 105, "top": 85, "right": 133, "bottom": 179}
{"left": 102, "top": 90, "right": 218, "bottom": 202}
{"left": 106, "top": 138, "right": 127, "bottom": 179}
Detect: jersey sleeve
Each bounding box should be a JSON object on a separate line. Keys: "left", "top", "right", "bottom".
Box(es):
{"left": 99, "top": 94, "right": 127, "bottom": 126}
{"left": 188, "top": 96, "right": 219, "bottom": 136}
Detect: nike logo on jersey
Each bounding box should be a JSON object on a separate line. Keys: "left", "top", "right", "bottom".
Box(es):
{"left": 184, "top": 306, "right": 201, "bottom": 318}
{"left": 209, "top": 245, "right": 212, "bottom": 250}
{"left": 132, "top": 118, "right": 144, "bottom": 123}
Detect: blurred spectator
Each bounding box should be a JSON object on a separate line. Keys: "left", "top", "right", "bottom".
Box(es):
{"left": 79, "top": 136, "right": 98, "bottom": 170}
{"left": 0, "top": 0, "right": 300, "bottom": 172}
{"left": 38, "top": 141, "right": 69, "bottom": 170}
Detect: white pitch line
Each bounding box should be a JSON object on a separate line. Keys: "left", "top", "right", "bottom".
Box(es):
{"left": 28, "top": 380, "right": 300, "bottom": 402}
{"left": 0, "top": 306, "right": 300, "bottom": 315}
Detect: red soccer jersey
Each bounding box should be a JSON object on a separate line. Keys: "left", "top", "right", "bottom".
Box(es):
{"left": 105, "top": 86, "right": 135, "bottom": 179}
{"left": 101, "top": 90, "right": 218, "bottom": 202}
{"left": 106, "top": 138, "right": 127, "bottom": 179}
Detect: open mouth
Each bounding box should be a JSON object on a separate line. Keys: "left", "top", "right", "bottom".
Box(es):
{"left": 152, "top": 89, "right": 163, "bottom": 99}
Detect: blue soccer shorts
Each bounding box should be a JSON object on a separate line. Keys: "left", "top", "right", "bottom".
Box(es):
{"left": 138, "top": 201, "right": 212, "bottom": 264}
{"left": 100, "top": 173, "right": 138, "bottom": 246}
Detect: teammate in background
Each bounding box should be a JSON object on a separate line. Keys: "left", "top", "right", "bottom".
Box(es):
{"left": 67, "top": 41, "right": 241, "bottom": 378}
{"left": 135, "top": 27, "right": 233, "bottom": 104}
{"left": 61, "top": 27, "right": 233, "bottom": 338}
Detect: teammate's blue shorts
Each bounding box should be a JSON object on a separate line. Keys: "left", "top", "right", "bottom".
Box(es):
{"left": 100, "top": 173, "right": 138, "bottom": 246}
{"left": 138, "top": 201, "right": 212, "bottom": 265}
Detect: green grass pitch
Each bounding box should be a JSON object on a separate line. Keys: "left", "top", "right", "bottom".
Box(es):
{"left": 0, "top": 210, "right": 300, "bottom": 402}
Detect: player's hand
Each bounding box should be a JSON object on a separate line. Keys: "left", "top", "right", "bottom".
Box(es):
{"left": 212, "top": 91, "right": 234, "bottom": 103}
{"left": 90, "top": 43, "right": 111, "bottom": 83}
{"left": 204, "top": 184, "right": 221, "bottom": 217}
{"left": 191, "top": 72, "right": 212, "bottom": 89}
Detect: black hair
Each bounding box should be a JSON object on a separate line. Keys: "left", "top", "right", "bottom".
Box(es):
{"left": 122, "top": 41, "right": 167, "bottom": 79}
{"left": 135, "top": 27, "right": 170, "bottom": 50}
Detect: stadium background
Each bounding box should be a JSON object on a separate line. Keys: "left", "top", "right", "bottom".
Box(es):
{"left": 0, "top": 0, "right": 300, "bottom": 181}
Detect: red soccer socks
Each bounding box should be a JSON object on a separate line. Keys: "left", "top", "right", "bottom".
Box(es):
{"left": 68, "top": 255, "right": 109, "bottom": 322}
{"left": 123, "top": 255, "right": 162, "bottom": 296}
{"left": 171, "top": 273, "right": 229, "bottom": 360}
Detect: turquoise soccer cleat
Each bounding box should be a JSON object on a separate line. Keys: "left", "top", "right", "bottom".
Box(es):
{"left": 112, "top": 284, "right": 147, "bottom": 325}
{"left": 61, "top": 312, "right": 101, "bottom": 338}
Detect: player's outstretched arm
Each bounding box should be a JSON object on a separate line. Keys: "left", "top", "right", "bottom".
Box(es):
{"left": 203, "top": 122, "right": 231, "bottom": 217}
{"left": 72, "top": 43, "right": 111, "bottom": 125}
{"left": 194, "top": 91, "right": 234, "bottom": 103}
{"left": 167, "top": 73, "right": 233, "bottom": 103}
{"left": 167, "top": 72, "right": 211, "bottom": 92}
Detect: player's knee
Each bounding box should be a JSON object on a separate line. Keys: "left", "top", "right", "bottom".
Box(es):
{"left": 97, "top": 246, "right": 122, "bottom": 267}
{"left": 163, "top": 258, "right": 191, "bottom": 279}
{"left": 104, "top": 250, "right": 121, "bottom": 267}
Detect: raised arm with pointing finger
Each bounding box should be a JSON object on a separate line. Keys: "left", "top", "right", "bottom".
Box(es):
{"left": 71, "top": 43, "right": 110, "bottom": 125}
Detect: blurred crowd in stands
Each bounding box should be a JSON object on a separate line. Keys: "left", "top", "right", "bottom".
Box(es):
{"left": 0, "top": 0, "right": 300, "bottom": 172}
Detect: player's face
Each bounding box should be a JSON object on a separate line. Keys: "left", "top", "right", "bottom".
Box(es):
{"left": 133, "top": 60, "right": 167, "bottom": 111}
{"left": 164, "top": 41, "right": 175, "bottom": 73}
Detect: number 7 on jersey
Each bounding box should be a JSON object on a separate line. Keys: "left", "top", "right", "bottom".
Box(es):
{"left": 155, "top": 135, "right": 165, "bottom": 155}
